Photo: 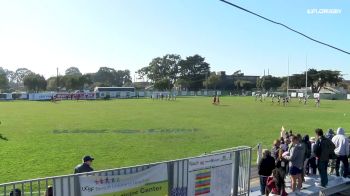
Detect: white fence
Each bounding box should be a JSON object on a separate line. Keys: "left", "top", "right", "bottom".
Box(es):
{"left": 0, "top": 146, "right": 251, "bottom": 196}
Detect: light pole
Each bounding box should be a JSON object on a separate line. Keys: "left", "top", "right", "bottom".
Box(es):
{"left": 287, "top": 57, "right": 290, "bottom": 97}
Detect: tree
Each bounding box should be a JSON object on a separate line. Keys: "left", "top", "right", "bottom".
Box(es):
{"left": 289, "top": 74, "right": 305, "bottom": 89}
{"left": 233, "top": 70, "right": 244, "bottom": 76}
{"left": 178, "top": 54, "right": 210, "bottom": 91}
{"left": 14, "top": 68, "right": 32, "bottom": 90}
{"left": 203, "top": 72, "right": 220, "bottom": 89}
{"left": 65, "top": 67, "right": 82, "bottom": 76}
{"left": 23, "top": 73, "right": 47, "bottom": 92}
{"left": 263, "top": 75, "right": 284, "bottom": 91}
{"left": 256, "top": 77, "right": 265, "bottom": 90}
{"left": 62, "top": 75, "right": 82, "bottom": 91}
{"left": 163, "top": 54, "right": 181, "bottom": 84}
{"left": 235, "top": 79, "right": 254, "bottom": 91}
{"left": 175, "top": 78, "right": 190, "bottom": 90}
{"left": 92, "top": 67, "right": 132, "bottom": 87}
{"left": 94, "top": 67, "right": 117, "bottom": 86}
{"left": 80, "top": 74, "right": 93, "bottom": 89}
{"left": 46, "top": 77, "right": 60, "bottom": 91}
{"left": 0, "top": 68, "right": 9, "bottom": 92}
{"left": 154, "top": 78, "right": 172, "bottom": 90}
{"left": 115, "top": 70, "right": 132, "bottom": 86}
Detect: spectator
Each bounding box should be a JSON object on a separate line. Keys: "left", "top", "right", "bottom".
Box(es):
{"left": 271, "top": 140, "right": 281, "bottom": 164}
{"left": 332, "top": 127, "right": 349, "bottom": 177}
{"left": 309, "top": 137, "right": 317, "bottom": 175}
{"left": 265, "top": 169, "right": 288, "bottom": 196}
{"left": 9, "top": 189, "right": 21, "bottom": 196}
{"left": 281, "top": 138, "right": 289, "bottom": 152}
{"left": 283, "top": 135, "right": 304, "bottom": 192}
{"left": 74, "top": 155, "right": 94, "bottom": 174}
{"left": 45, "top": 186, "right": 53, "bottom": 196}
{"left": 302, "top": 135, "right": 312, "bottom": 176}
{"left": 297, "top": 134, "right": 307, "bottom": 183}
{"left": 313, "top": 128, "right": 335, "bottom": 187}
{"left": 258, "top": 149, "right": 275, "bottom": 195}
{"left": 326, "top": 129, "right": 335, "bottom": 140}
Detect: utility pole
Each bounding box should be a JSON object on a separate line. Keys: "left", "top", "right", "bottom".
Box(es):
{"left": 205, "top": 71, "right": 208, "bottom": 93}
{"left": 287, "top": 57, "right": 289, "bottom": 97}
{"left": 56, "top": 67, "right": 59, "bottom": 92}
{"left": 305, "top": 56, "right": 308, "bottom": 97}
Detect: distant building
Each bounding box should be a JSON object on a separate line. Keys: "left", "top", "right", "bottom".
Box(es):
{"left": 211, "top": 71, "right": 259, "bottom": 90}
{"left": 94, "top": 87, "right": 135, "bottom": 98}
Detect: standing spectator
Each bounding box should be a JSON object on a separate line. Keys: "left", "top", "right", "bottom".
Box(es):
{"left": 258, "top": 149, "right": 275, "bottom": 195}
{"left": 74, "top": 155, "right": 94, "bottom": 174}
{"left": 265, "top": 169, "right": 288, "bottom": 196}
{"left": 45, "top": 186, "right": 53, "bottom": 196}
{"left": 332, "top": 127, "right": 349, "bottom": 177}
{"left": 297, "top": 134, "right": 307, "bottom": 183}
{"left": 302, "top": 135, "right": 312, "bottom": 175}
{"left": 313, "top": 128, "right": 335, "bottom": 187}
{"left": 271, "top": 140, "right": 281, "bottom": 166}
{"left": 326, "top": 128, "right": 336, "bottom": 174}
{"left": 283, "top": 135, "right": 304, "bottom": 192}
{"left": 309, "top": 137, "right": 317, "bottom": 175}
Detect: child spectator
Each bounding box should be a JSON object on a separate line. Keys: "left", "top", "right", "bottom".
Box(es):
{"left": 265, "top": 169, "right": 288, "bottom": 196}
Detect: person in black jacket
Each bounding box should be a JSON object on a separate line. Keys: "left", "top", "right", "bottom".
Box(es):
{"left": 74, "top": 155, "right": 94, "bottom": 174}
{"left": 258, "top": 149, "right": 275, "bottom": 195}
{"left": 313, "top": 129, "right": 335, "bottom": 188}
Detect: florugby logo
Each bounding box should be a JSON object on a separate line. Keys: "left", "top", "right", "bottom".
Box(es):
{"left": 307, "top": 8, "right": 342, "bottom": 15}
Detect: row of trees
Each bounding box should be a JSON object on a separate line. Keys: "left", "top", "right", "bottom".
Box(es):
{"left": 206, "top": 69, "right": 345, "bottom": 93}
{"left": 137, "top": 54, "right": 210, "bottom": 91}
{"left": 0, "top": 67, "right": 132, "bottom": 93}
{"left": 0, "top": 53, "right": 347, "bottom": 93}
{"left": 139, "top": 54, "right": 346, "bottom": 92}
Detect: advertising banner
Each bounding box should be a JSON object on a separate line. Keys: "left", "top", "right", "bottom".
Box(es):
{"left": 79, "top": 164, "right": 168, "bottom": 196}
{"left": 28, "top": 93, "right": 54, "bottom": 100}
{"left": 187, "top": 153, "right": 233, "bottom": 196}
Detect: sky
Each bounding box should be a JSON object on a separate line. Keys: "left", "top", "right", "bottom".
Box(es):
{"left": 0, "top": 0, "right": 349, "bottom": 80}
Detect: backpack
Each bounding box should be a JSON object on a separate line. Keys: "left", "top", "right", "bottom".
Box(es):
{"left": 326, "top": 138, "right": 337, "bottom": 159}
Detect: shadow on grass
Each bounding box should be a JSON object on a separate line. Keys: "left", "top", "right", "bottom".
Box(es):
{"left": 0, "top": 134, "right": 8, "bottom": 141}
{"left": 214, "top": 104, "right": 230, "bottom": 107}
{"left": 52, "top": 128, "right": 199, "bottom": 134}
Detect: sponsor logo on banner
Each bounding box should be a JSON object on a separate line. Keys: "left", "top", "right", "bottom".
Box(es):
{"left": 188, "top": 152, "right": 232, "bottom": 172}
{"left": 79, "top": 164, "right": 168, "bottom": 196}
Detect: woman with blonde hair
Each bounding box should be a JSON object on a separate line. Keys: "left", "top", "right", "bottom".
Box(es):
{"left": 258, "top": 149, "right": 275, "bottom": 195}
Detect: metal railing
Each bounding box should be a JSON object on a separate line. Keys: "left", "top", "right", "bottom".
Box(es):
{"left": 0, "top": 146, "right": 251, "bottom": 196}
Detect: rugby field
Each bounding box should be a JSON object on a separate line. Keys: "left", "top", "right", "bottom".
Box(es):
{"left": 0, "top": 97, "right": 349, "bottom": 183}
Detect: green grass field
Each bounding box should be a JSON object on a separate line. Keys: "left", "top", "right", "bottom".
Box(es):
{"left": 0, "top": 97, "right": 349, "bottom": 183}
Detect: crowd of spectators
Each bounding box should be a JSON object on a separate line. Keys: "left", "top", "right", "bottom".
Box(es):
{"left": 258, "top": 127, "right": 349, "bottom": 195}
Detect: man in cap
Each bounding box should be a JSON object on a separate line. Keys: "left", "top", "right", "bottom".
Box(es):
{"left": 74, "top": 155, "right": 94, "bottom": 174}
